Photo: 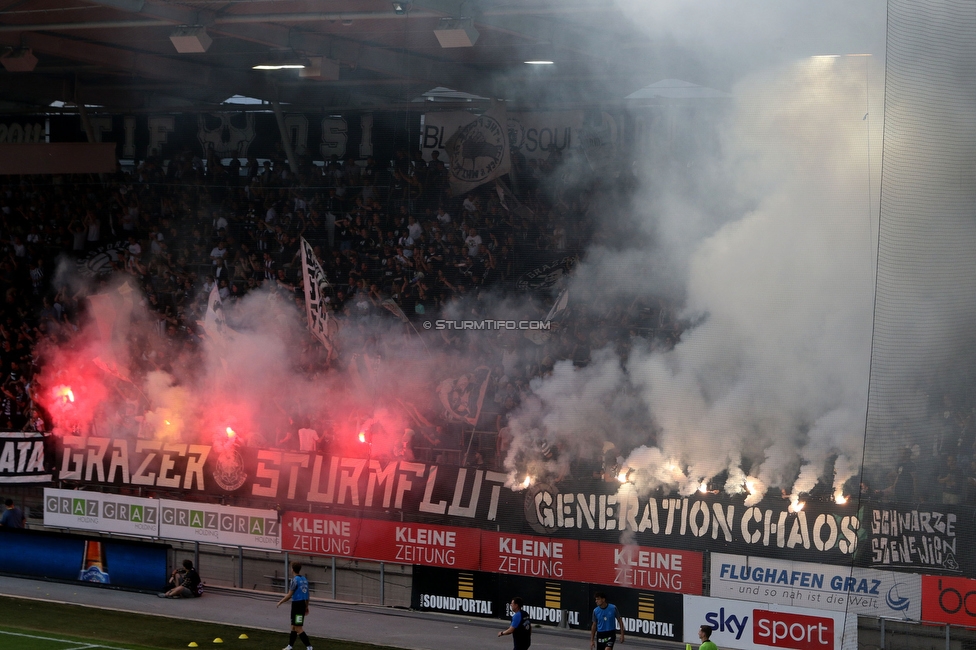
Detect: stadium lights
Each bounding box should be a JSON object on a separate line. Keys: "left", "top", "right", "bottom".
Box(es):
{"left": 524, "top": 60, "right": 554, "bottom": 65}
{"left": 392, "top": 2, "right": 409, "bottom": 15}
{"left": 252, "top": 58, "right": 307, "bottom": 70}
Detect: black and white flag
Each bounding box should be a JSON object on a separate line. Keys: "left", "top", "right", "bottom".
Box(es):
{"left": 300, "top": 237, "right": 339, "bottom": 354}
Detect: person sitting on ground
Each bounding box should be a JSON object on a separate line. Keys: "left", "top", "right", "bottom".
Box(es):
{"left": 159, "top": 559, "right": 202, "bottom": 598}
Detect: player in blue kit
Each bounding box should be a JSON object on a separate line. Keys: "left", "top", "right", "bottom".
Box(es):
{"left": 276, "top": 562, "right": 313, "bottom": 650}
{"left": 497, "top": 597, "right": 532, "bottom": 650}
{"left": 590, "top": 592, "right": 624, "bottom": 650}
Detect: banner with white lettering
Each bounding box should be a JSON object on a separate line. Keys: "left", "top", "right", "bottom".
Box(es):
{"left": 42, "top": 113, "right": 411, "bottom": 163}
{"left": 710, "top": 553, "right": 921, "bottom": 621}
{"left": 43, "top": 488, "right": 158, "bottom": 537}
{"left": 867, "top": 506, "right": 963, "bottom": 574}
{"left": 411, "top": 565, "right": 684, "bottom": 640}
{"left": 52, "top": 437, "right": 976, "bottom": 577}
{"left": 423, "top": 111, "right": 585, "bottom": 162}
{"left": 442, "top": 101, "right": 511, "bottom": 195}
{"left": 0, "top": 431, "right": 51, "bottom": 483}
{"left": 282, "top": 512, "right": 481, "bottom": 570}
{"left": 159, "top": 499, "right": 279, "bottom": 550}
{"left": 683, "top": 595, "right": 852, "bottom": 650}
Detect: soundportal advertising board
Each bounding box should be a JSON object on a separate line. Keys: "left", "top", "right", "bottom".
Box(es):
{"left": 710, "top": 553, "right": 921, "bottom": 621}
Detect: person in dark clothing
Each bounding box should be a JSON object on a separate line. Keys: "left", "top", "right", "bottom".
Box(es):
{"left": 1, "top": 498, "right": 25, "bottom": 528}
{"left": 498, "top": 597, "right": 531, "bottom": 650}
{"left": 160, "top": 559, "right": 202, "bottom": 598}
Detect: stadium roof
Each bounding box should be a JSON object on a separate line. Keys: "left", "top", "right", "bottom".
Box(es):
{"left": 0, "top": 0, "right": 704, "bottom": 114}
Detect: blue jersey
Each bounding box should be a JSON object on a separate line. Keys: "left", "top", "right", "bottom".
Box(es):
{"left": 593, "top": 604, "right": 619, "bottom": 632}
{"left": 290, "top": 575, "right": 309, "bottom": 602}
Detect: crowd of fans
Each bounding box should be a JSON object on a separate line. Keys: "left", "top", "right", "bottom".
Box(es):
{"left": 0, "top": 141, "right": 678, "bottom": 474}
{"left": 2, "top": 137, "right": 972, "bottom": 503}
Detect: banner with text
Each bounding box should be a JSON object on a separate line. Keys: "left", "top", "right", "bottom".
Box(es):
{"left": 920, "top": 575, "right": 976, "bottom": 628}
{"left": 683, "top": 595, "right": 852, "bottom": 650}
{"left": 43, "top": 488, "right": 158, "bottom": 537}
{"left": 411, "top": 565, "right": 684, "bottom": 641}
{"left": 710, "top": 553, "right": 921, "bottom": 621}
{"left": 53, "top": 437, "right": 976, "bottom": 576}
{"left": 159, "top": 499, "right": 280, "bottom": 550}
{"left": 0, "top": 431, "right": 52, "bottom": 483}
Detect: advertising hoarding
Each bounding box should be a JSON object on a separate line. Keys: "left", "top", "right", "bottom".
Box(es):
{"left": 159, "top": 499, "right": 280, "bottom": 550}
{"left": 921, "top": 575, "right": 976, "bottom": 628}
{"left": 683, "top": 595, "right": 851, "bottom": 650}
{"left": 711, "top": 553, "right": 921, "bottom": 620}
{"left": 44, "top": 488, "right": 158, "bottom": 537}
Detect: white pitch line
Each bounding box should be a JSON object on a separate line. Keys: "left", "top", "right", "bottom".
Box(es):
{"left": 0, "top": 629, "right": 129, "bottom": 649}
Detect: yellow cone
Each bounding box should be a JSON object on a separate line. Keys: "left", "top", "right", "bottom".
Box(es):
{"left": 238, "top": 634, "right": 249, "bottom": 640}
{"left": 213, "top": 639, "right": 223, "bottom": 644}
{"left": 188, "top": 643, "right": 198, "bottom": 648}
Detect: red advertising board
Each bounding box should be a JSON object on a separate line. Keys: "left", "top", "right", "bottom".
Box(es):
{"left": 481, "top": 531, "right": 583, "bottom": 581}
{"left": 577, "top": 540, "right": 702, "bottom": 594}
{"left": 922, "top": 575, "right": 976, "bottom": 628}
{"left": 284, "top": 512, "right": 703, "bottom": 593}
{"left": 282, "top": 512, "right": 481, "bottom": 570}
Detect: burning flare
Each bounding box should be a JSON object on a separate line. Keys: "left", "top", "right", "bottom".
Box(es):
{"left": 54, "top": 385, "right": 75, "bottom": 404}
{"left": 834, "top": 493, "right": 848, "bottom": 505}
{"left": 358, "top": 431, "right": 367, "bottom": 443}
{"left": 523, "top": 475, "right": 532, "bottom": 488}
{"left": 699, "top": 481, "right": 708, "bottom": 494}
{"left": 225, "top": 427, "right": 236, "bottom": 439}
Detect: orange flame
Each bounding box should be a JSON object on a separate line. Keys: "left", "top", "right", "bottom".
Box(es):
{"left": 358, "top": 431, "right": 367, "bottom": 443}
{"left": 54, "top": 385, "right": 75, "bottom": 404}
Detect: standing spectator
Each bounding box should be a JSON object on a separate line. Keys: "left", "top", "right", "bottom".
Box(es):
{"left": 590, "top": 592, "right": 624, "bottom": 650}
{"left": 276, "top": 562, "right": 313, "bottom": 650}
{"left": 498, "top": 597, "right": 531, "bottom": 650}
{"left": 885, "top": 447, "right": 916, "bottom": 502}
{"left": 1, "top": 498, "right": 25, "bottom": 528}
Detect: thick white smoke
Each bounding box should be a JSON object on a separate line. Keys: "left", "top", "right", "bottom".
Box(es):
{"left": 508, "top": 55, "right": 882, "bottom": 504}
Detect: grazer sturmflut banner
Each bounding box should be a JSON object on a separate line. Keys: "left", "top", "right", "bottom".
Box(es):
{"left": 52, "top": 436, "right": 976, "bottom": 575}
{"left": 0, "top": 431, "right": 52, "bottom": 483}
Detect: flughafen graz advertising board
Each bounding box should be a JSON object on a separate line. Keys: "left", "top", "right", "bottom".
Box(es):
{"left": 45, "top": 436, "right": 974, "bottom": 577}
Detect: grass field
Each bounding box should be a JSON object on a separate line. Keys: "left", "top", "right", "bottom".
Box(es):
{"left": 0, "top": 596, "right": 398, "bottom": 650}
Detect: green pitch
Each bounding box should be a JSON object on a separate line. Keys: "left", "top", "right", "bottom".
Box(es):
{"left": 0, "top": 596, "right": 400, "bottom": 650}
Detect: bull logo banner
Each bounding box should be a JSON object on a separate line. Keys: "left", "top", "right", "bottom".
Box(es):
{"left": 444, "top": 101, "right": 511, "bottom": 195}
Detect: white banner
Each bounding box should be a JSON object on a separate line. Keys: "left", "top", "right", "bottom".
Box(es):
{"left": 683, "top": 595, "right": 852, "bottom": 650}
{"left": 44, "top": 488, "right": 158, "bottom": 537}
{"left": 159, "top": 499, "right": 280, "bottom": 550}
{"left": 711, "top": 553, "right": 921, "bottom": 621}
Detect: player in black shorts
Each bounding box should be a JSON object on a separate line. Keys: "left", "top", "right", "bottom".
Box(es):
{"left": 591, "top": 592, "right": 624, "bottom": 650}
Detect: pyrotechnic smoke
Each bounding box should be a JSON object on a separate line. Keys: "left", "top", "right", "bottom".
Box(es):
{"left": 505, "top": 55, "right": 882, "bottom": 503}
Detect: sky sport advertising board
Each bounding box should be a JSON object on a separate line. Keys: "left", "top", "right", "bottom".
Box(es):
{"left": 158, "top": 499, "right": 280, "bottom": 550}
{"left": 710, "top": 553, "right": 921, "bottom": 620}
{"left": 44, "top": 488, "right": 158, "bottom": 537}
{"left": 683, "top": 595, "right": 851, "bottom": 650}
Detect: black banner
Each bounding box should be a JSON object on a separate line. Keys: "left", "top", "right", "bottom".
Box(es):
{"left": 411, "top": 565, "right": 683, "bottom": 641}
{"left": 0, "top": 432, "right": 53, "bottom": 484}
{"left": 40, "top": 112, "right": 417, "bottom": 162}
{"left": 53, "top": 436, "right": 976, "bottom": 577}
